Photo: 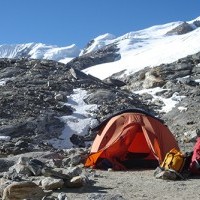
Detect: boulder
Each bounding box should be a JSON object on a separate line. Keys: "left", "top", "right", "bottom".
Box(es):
{"left": 65, "top": 175, "right": 85, "bottom": 188}
{"left": 41, "top": 177, "right": 64, "bottom": 190}
{"left": 8, "top": 157, "right": 32, "bottom": 177}
{"left": 2, "top": 181, "right": 45, "bottom": 200}
{"left": 143, "top": 71, "right": 165, "bottom": 89}
{"left": 42, "top": 167, "right": 70, "bottom": 180}
{"left": 9, "top": 163, "right": 32, "bottom": 177}
{"left": 62, "top": 166, "right": 82, "bottom": 178}
{"left": 28, "top": 159, "right": 45, "bottom": 176}
{"left": 0, "top": 178, "right": 12, "bottom": 197}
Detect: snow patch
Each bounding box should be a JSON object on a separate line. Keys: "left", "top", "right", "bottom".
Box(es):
{"left": 195, "top": 79, "right": 200, "bottom": 83}
{"left": 49, "top": 89, "right": 98, "bottom": 149}
{"left": 178, "top": 106, "right": 188, "bottom": 112}
{"left": 0, "top": 80, "right": 6, "bottom": 86}
{"left": 0, "top": 136, "right": 11, "bottom": 141}
{"left": 0, "top": 78, "right": 14, "bottom": 86}
{"left": 133, "top": 87, "right": 186, "bottom": 113}
{"left": 43, "top": 44, "right": 80, "bottom": 61}
{"left": 58, "top": 57, "right": 74, "bottom": 64}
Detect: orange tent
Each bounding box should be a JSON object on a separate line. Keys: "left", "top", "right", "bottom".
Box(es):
{"left": 85, "top": 111, "right": 179, "bottom": 170}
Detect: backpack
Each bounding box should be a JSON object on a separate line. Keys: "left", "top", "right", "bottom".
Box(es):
{"left": 160, "top": 148, "right": 186, "bottom": 173}
{"left": 189, "top": 137, "right": 200, "bottom": 175}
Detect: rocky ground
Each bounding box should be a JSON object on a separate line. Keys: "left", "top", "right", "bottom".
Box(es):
{"left": 62, "top": 170, "right": 200, "bottom": 200}
{"left": 0, "top": 148, "right": 200, "bottom": 200}
{"left": 0, "top": 49, "right": 200, "bottom": 199}
{"left": 0, "top": 150, "right": 200, "bottom": 200}
{"left": 0, "top": 57, "right": 154, "bottom": 155}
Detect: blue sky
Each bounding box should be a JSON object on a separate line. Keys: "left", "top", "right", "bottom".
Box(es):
{"left": 1, "top": 0, "right": 200, "bottom": 48}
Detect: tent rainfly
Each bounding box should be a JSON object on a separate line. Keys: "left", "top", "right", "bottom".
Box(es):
{"left": 85, "top": 110, "right": 179, "bottom": 170}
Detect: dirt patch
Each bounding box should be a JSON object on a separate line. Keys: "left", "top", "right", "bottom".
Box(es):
{"left": 52, "top": 169, "right": 200, "bottom": 200}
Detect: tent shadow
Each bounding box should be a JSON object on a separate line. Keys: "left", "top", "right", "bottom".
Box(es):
{"left": 188, "top": 175, "right": 200, "bottom": 179}
{"left": 66, "top": 185, "right": 112, "bottom": 194}
{"left": 56, "top": 184, "right": 111, "bottom": 194}
{"left": 53, "top": 179, "right": 112, "bottom": 194}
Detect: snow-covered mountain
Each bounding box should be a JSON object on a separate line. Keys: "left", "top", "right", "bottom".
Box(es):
{"left": 0, "top": 42, "right": 80, "bottom": 63}
{"left": 83, "top": 16, "right": 200, "bottom": 79}
{"left": 0, "top": 16, "right": 200, "bottom": 81}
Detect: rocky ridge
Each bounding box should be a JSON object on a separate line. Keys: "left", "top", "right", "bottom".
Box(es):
{"left": 0, "top": 58, "right": 152, "bottom": 155}
{"left": 0, "top": 54, "right": 200, "bottom": 199}
{"left": 66, "top": 44, "right": 120, "bottom": 71}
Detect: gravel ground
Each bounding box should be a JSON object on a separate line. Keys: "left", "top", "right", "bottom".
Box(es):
{"left": 53, "top": 169, "right": 200, "bottom": 200}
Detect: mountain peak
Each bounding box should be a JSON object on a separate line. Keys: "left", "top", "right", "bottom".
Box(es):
{"left": 0, "top": 16, "right": 200, "bottom": 73}
{"left": 0, "top": 42, "right": 81, "bottom": 62}
{"left": 82, "top": 16, "right": 200, "bottom": 79}
{"left": 80, "top": 33, "right": 116, "bottom": 55}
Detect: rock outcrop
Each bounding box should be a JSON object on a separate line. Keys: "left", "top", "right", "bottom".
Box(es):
{"left": 0, "top": 58, "right": 151, "bottom": 153}
{"left": 166, "top": 22, "right": 194, "bottom": 35}
{"left": 66, "top": 44, "right": 120, "bottom": 70}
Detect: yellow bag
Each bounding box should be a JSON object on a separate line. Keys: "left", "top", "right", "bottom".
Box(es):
{"left": 161, "top": 148, "right": 185, "bottom": 173}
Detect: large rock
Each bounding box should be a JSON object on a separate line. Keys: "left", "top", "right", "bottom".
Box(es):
{"left": 2, "top": 181, "right": 45, "bottom": 200}
{"left": 66, "top": 44, "right": 120, "bottom": 70}
{"left": 9, "top": 163, "right": 32, "bottom": 177}
{"left": 0, "top": 178, "right": 12, "bottom": 197}
{"left": 166, "top": 22, "right": 194, "bottom": 35}
{"left": 41, "top": 177, "right": 64, "bottom": 190}
{"left": 65, "top": 175, "right": 85, "bottom": 188}
{"left": 62, "top": 166, "right": 82, "bottom": 178}
{"left": 142, "top": 71, "right": 165, "bottom": 89}
{"left": 42, "top": 167, "right": 70, "bottom": 180}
